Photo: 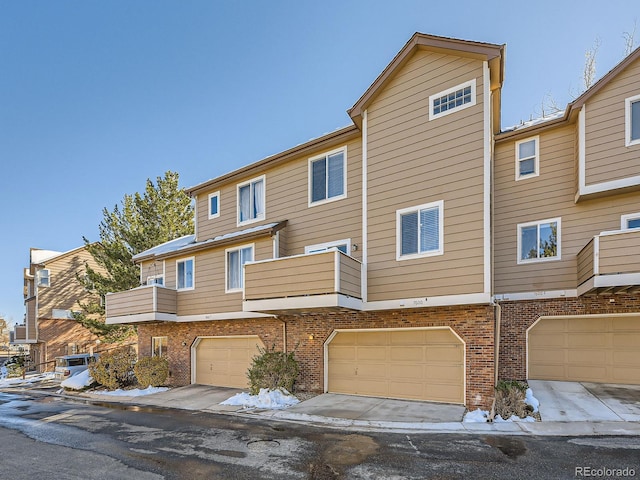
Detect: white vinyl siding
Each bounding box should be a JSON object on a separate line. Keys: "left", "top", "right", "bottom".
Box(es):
{"left": 517, "top": 218, "right": 561, "bottom": 264}
{"left": 226, "top": 244, "right": 254, "bottom": 292}
{"left": 176, "top": 257, "right": 194, "bottom": 291}
{"left": 428, "top": 79, "right": 476, "bottom": 120}
{"left": 396, "top": 201, "right": 444, "bottom": 261}
{"left": 237, "top": 176, "right": 265, "bottom": 226}
{"left": 515, "top": 136, "right": 539, "bottom": 180}
{"left": 309, "top": 147, "right": 347, "bottom": 206}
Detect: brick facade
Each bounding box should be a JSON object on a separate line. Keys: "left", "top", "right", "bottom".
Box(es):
{"left": 137, "top": 305, "right": 495, "bottom": 409}
{"left": 498, "top": 294, "right": 640, "bottom": 381}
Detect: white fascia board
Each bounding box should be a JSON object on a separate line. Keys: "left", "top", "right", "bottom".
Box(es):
{"left": 493, "top": 290, "right": 578, "bottom": 302}
{"left": 105, "top": 313, "right": 178, "bottom": 325}
{"left": 364, "top": 292, "right": 491, "bottom": 310}
{"left": 176, "top": 311, "right": 275, "bottom": 322}
{"left": 243, "top": 294, "right": 364, "bottom": 313}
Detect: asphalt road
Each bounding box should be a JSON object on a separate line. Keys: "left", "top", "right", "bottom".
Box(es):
{"left": 1, "top": 391, "right": 639, "bottom": 479}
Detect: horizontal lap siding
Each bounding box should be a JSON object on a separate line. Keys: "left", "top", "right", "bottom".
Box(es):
{"left": 599, "top": 232, "right": 640, "bottom": 275}
{"left": 140, "top": 260, "right": 163, "bottom": 284}
{"left": 194, "top": 138, "right": 362, "bottom": 260}
{"left": 494, "top": 124, "right": 640, "bottom": 294}
{"left": 366, "top": 50, "right": 486, "bottom": 301}
{"left": 577, "top": 239, "right": 595, "bottom": 285}
{"left": 585, "top": 58, "right": 640, "bottom": 185}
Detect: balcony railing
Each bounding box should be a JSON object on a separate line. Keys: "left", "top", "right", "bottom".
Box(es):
{"left": 105, "top": 285, "right": 177, "bottom": 324}
{"left": 577, "top": 229, "right": 640, "bottom": 295}
{"left": 243, "top": 250, "right": 363, "bottom": 313}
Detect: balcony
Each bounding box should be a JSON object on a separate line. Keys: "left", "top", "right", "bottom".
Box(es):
{"left": 577, "top": 229, "right": 640, "bottom": 295}
{"left": 105, "top": 285, "right": 177, "bottom": 324}
{"left": 243, "top": 250, "right": 363, "bottom": 314}
{"left": 11, "top": 325, "right": 31, "bottom": 344}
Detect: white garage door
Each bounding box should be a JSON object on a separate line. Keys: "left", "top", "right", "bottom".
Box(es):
{"left": 327, "top": 328, "right": 465, "bottom": 404}
{"left": 194, "top": 336, "right": 264, "bottom": 388}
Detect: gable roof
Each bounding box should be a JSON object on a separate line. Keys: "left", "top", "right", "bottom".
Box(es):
{"left": 348, "top": 32, "right": 505, "bottom": 128}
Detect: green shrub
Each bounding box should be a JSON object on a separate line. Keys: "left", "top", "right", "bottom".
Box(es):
{"left": 89, "top": 347, "right": 137, "bottom": 390}
{"left": 247, "top": 345, "right": 299, "bottom": 395}
{"left": 494, "top": 380, "right": 531, "bottom": 420}
{"left": 134, "top": 356, "right": 169, "bottom": 387}
{"left": 7, "top": 363, "right": 23, "bottom": 378}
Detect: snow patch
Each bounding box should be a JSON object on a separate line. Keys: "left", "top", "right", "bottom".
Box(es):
{"left": 221, "top": 388, "right": 300, "bottom": 410}
{"left": 463, "top": 409, "right": 489, "bottom": 423}
{"left": 525, "top": 388, "right": 539, "bottom": 413}
{"left": 0, "top": 365, "right": 7, "bottom": 380}
{"left": 92, "top": 386, "right": 169, "bottom": 397}
{"left": 494, "top": 414, "right": 536, "bottom": 423}
{"left": 60, "top": 369, "right": 94, "bottom": 390}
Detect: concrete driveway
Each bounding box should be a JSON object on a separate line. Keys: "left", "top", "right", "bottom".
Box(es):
{"left": 528, "top": 380, "right": 640, "bottom": 422}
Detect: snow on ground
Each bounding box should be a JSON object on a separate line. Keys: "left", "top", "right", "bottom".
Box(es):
{"left": 60, "top": 369, "right": 94, "bottom": 390}
{"left": 525, "top": 388, "right": 539, "bottom": 413}
{"left": 463, "top": 386, "right": 541, "bottom": 422}
{"left": 91, "top": 386, "right": 169, "bottom": 397}
{"left": 221, "top": 388, "right": 300, "bottom": 410}
{"left": 463, "top": 409, "right": 489, "bottom": 422}
{"left": 0, "top": 371, "right": 54, "bottom": 387}
{"left": 0, "top": 365, "right": 7, "bottom": 380}
{"left": 494, "top": 414, "right": 537, "bottom": 423}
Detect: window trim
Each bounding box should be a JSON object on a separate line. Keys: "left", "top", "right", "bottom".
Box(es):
{"left": 625, "top": 93, "right": 640, "bottom": 147}
{"left": 621, "top": 212, "right": 640, "bottom": 230}
{"left": 308, "top": 146, "right": 348, "bottom": 207}
{"left": 152, "top": 336, "right": 168, "bottom": 357}
{"left": 225, "top": 243, "right": 255, "bottom": 293}
{"left": 428, "top": 79, "right": 476, "bottom": 121}
{"left": 515, "top": 136, "right": 540, "bottom": 181}
{"left": 396, "top": 200, "right": 444, "bottom": 261}
{"left": 208, "top": 191, "right": 220, "bottom": 219}
{"left": 146, "top": 274, "right": 164, "bottom": 286}
{"left": 37, "top": 268, "right": 50, "bottom": 288}
{"left": 305, "top": 238, "right": 351, "bottom": 255}
{"left": 237, "top": 175, "right": 266, "bottom": 226}
{"left": 176, "top": 257, "right": 195, "bottom": 291}
{"left": 516, "top": 217, "right": 561, "bottom": 264}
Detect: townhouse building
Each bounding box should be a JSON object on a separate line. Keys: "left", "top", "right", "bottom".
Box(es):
{"left": 105, "top": 32, "right": 640, "bottom": 409}
{"left": 12, "top": 246, "right": 110, "bottom": 371}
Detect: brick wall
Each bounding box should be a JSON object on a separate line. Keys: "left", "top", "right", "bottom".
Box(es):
{"left": 498, "top": 294, "right": 640, "bottom": 381}
{"left": 138, "top": 305, "right": 495, "bottom": 409}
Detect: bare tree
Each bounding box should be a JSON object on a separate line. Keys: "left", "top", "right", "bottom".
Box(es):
{"left": 583, "top": 37, "right": 601, "bottom": 92}
{"left": 623, "top": 20, "right": 638, "bottom": 57}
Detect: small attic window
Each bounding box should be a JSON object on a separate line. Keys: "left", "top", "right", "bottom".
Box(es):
{"left": 429, "top": 79, "right": 476, "bottom": 121}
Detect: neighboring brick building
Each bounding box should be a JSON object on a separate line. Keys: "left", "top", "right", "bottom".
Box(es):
{"left": 107, "top": 32, "right": 640, "bottom": 410}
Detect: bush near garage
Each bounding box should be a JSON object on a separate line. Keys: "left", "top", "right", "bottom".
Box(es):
{"left": 89, "top": 347, "right": 137, "bottom": 390}
{"left": 134, "top": 355, "right": 169, "bottom": 387}
{"left": 247, "top": 345, "right": 299, "bottom": 395}
{"left": 494, "top": 380, "right": 532, "bottom": 419}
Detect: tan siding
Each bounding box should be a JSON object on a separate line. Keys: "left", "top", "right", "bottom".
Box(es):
{"left": 107, "top": 287, "right": 155, "bottom": 317}
{"left": 175, "top": 237, "right": 273, "bottom": 316}
{"left": 194, "top": 138, "right": 362, "bottom": 261}
{"left": 495, "top": 124, "right": 640, "bottom": 294}
{"left": 584, "top": 58, "right": 640, "bottom": 185}
{"left": 339, "top": 254, "right": 362, "bottom": 298}
{"left": 599, "top": 231, "right": 640, "bottom": 275}
{"left": 25, "top": 298, "right": 36, "bottom": 340}
{"left": 576, "top": 238, "right": 595, "bottom": 285}
{"left": 140, "top": 260, "right": 164, "bottom": 285}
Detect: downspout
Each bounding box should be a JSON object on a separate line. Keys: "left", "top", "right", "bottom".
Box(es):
{"left": 280, "top": 318, "right": 287, "bottom": 354}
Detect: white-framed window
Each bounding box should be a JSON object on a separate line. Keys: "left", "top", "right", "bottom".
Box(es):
{"left": 226, "top": 244, "right": 254, "bottom": 292}
{"left": 208, "top": 191, "right": 220, "bottom": 219}
{"left": 309, "top": 147, "right": 347, "bottom": 206}
{"left": 237, "top": 175, "right": 265, "bottom": 226}
{"left": 305, "top": 239, "right": 351, "bottom": 255}
{"left": 147, "top": 275, "right": 164, "bottom": 286}
{"left": 176, "top": 257, "right": 194, "bottom": 291}
{"left": 517, "top": 218, "right": 561, "bottom": 264}
{"left": 515, "top": 136, "right": 539, "bottom": 180}
{"left": 36, "top": 269, "right": 50, "bottom": 288}
{"left": 152, "top": 336, "right": 168, "bottom": 357}
{"left": 429, "top": 79, "right": 476, "bottom": 121}
{"left": 625, "top": 93, "right": 640, "bottom": 147}
{"left": 621, "top": 212, "right": 640, "bottom": 230}
{"left": 396, "top": 200, "right": 444, "bottom": 261}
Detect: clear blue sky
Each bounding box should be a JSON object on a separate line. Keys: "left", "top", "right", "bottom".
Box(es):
{"left": 0, "top": 1, "right": 638, "bottom": 325}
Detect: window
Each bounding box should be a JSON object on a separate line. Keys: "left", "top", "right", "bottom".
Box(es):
{"left": 517, "top": 218, "right": 561, "bottom": 263}
{"left": 621, "top": 212, "right": 640, "bottom": 230}
{"left": 147, "top": 275, "right": 164, "bottom": 286}
{"left": 515, "top": 136, "right": 539, "bottom": 180}
{"left": 37, "top": 269, "right": 50, "bottom": 288}
{"left": 396, "top": 201, "right": 444, "bottom": 260}
{"left": 152, "top": 336, "right": 168, "bottom": 357}
{"left": 305, "top": 239, "right": 351, "bottom": 255}
{"left": 208, "top": 191, "right": 220, "bottom": 219}
{"left": 309, "top": 148, "right": 346, "bottom": 205}
{"left": 176, "top": 257, "right": 194, "bottom": 290}
{"left": 429, "top": 79, "right": 476, "bottom": 120}
{"left": 237, "top": 176, "right": 265, "bottom": 225}
{"left": 625, "top": 94, "right": 640, "bottom": 147}
{"left": 226, "top": 244, "right": 254, "bottom": 292}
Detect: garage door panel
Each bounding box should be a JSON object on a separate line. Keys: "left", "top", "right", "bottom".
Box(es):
{"left": 529, "top": 316, "right": 640, "bottom": 385}
{"left": 195, "top": 336, "right": 264, "bottom": 388}
{"left": 328, "top": 329, "right": 464, "bottom": 404}
{"left": 329, "top": 346, "right": 357, "bottom": 360}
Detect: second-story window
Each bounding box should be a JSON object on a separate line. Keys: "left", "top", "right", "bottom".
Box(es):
{"left": 176, "top": 257, "right": 194, "bottom": 290}
{"left": 37, "top": 269, "right": 50, "bottom": 288}
{"left": 396, "top": 201, "right": 444, "bottom": 260}
{"left": 309, "top": 148, "right": 346, "bottom": 206}
{"left": 429, "top": 79, "right": 476, "bottom": 121}
{"left": 517, "top": 218, "right": 561, "bottom": 264}
{"left": 208, "top": 191, "right": 220, "bottom": 219}
{"left": 515, "top": 136, "right": 539, "bottom": 180}
{"left": 621, "top": 212, "right": 640, "bottom": 230}
{"left": 226, "top": 245, "right": 254, "bottom": 292}
{"left": 238, "top": 176, "right": 265, "bottom": 225}
{"left": 625, "top": 94, "right": 640, "bottom": 147}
